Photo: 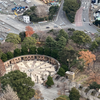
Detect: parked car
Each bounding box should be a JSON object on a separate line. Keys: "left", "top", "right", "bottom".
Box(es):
{"left": 83, "top": 18, "right": 86, "bottom": 22}
{"left": 46, "top": 27, "right": 50, "bottom": 29}
{"left": 54, "top": 25, "right": 58, "bottom": 28}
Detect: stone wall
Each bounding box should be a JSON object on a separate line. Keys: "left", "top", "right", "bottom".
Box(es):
{"left": 64, "top": 79, "right": 100, "bottom": 100}
{"left": 3, "top": 54, "right": 60, "bottom": 75}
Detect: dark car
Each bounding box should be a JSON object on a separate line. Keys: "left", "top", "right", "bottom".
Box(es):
{"left": 46, "top": 27, "right": 50, "bottom": 29}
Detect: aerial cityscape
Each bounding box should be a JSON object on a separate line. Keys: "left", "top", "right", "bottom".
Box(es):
{"left": 0, "top": 0, "right": 100, "bottom": 100}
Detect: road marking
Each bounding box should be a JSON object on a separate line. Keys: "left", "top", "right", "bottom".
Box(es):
{"left": 52, "top": 22, "right": 62, "bottom": 29}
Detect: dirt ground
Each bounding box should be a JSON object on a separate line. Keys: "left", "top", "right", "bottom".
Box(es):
{"left": 0, "top": 0, "right": 47, "bottom": 15}
{"left": 80, "top": 97, "right": 87, "bottom": 100}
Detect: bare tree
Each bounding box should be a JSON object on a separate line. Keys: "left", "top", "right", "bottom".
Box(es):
{"left": 35, "top": 5, "right": 48, "bottom": 18}
{"left": 0, "top": 84, "right": 19, "bottom": 100}
{"left": 34, "top": 89, "right": 44, "bottom": 100}
{"left": 0, "top": 42, "right": 15, "bottom": 53}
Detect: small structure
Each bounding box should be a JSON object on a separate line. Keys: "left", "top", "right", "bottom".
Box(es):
{"left": 23, "top": 15, "right": 30, "bottom": 23}
{"left": 25, "top": 0, "right": 31, "bottom": 3}
{"left": 65, "top": 71, "right": 75, "bottom": 80}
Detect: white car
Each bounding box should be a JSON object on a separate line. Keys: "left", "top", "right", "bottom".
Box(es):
{"left": 2, "top": 22, "right": 5, "bottom": 25}
{"left": 83, "top": 18, "right": 86, "bottom": 22}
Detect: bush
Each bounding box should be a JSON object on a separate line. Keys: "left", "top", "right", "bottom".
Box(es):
{"left": 89, "top": 82, "right": 100, "bottom": 90}
{"left": 61, "top": 65, "right": 68, "bottom": 72}
{"left": 68, "top": 28, "right": 75, "bottom": 31}
{"left": 69, "top": 87, "right": 80, "bottom": 100}
{"left": 46, "top": 76, "right": 54, "bottom": 87}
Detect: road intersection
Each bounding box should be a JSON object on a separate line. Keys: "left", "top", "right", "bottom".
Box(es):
{"left": 0, "top": 0, "right": 99, "bottom": 35}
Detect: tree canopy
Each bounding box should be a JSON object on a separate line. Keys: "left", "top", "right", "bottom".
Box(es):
{"left": 14, "top": 48, "right": 21, "bottom": 57}
{"left": 0, "top": 70, "right": 35, "bottom": 100}
{"left": 6, "top": 51, "right": 13, "bottom": 60}
{"left": 19, "top": 31, "right": 26, "bottom": 42}
{"left": 1, "top": 53, "right": 7, "bottom": 62}
{"left": 71, "top": 30, "right": 91, "bottom": 45}
{"left": 78, "top": 50, "right": 96, "bottom": 66}
{"left": 25, "top": 26, "right": 35, "bottom": 37}
{"left": 46, "top": 75, "right": 54, "bottom": 87}
{"left": 69, "top": 87, "right": 80, "bottom": 100}
{"left": 5, "top": 33, "right": 21, "bottom": 44}
{"left": 57, "top": 36, "right": 67, "bottom": 50}
{"left": 59, "top": 47, "right": 76, "bottom": 68}
{"left": 57, "top": 67, "right": 65, "bottom": 76}
{"left": 63, "top": 0, "right": 80, "bottom": 22}
{"left": 1, "top": 84, "right": 19, "bottom": 100}
{"left": 45, "top": 36, "right": 56, "bottom": 50}
{"left": 21, "top": 37, "right": 36, "bottom": 49}
{"left": 57, "top": 29, "right": 68, "bottom": 40}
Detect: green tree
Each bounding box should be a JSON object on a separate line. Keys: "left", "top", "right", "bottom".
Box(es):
{"left": 22, "top": 37, "right": 36, "bottom": 49}
{"left": 29, "top": 46, "right": 37, "bottom": 54}
{"left": 14, "top": 48, "right": 21, "bottom": 57}
{"left": 69, "top": 87, "right": 80, "bottom": 100}
{"left": 57, "top": 36, "right": 66, "bottom": 50}
{"left": 51, "top": 50, "right": 58, "bottom": 59}
{"left": 0, "top": 70, "right": 35, "bottom": 100}
{"left": 90, "top": 41, "right": 98, "bottom": 51}
{"left": 32, "top": 33, "right": 39, "bottom": 40}
{"left": 57, "top": 29, "right": 68, "bottom": 40}
{"left": 95, "top": 37, "right": 100, "bottom": 44}
{"left": 59, "top": 47, "right": 76, "bottom": 69}
{"left": 6, "top": 51, "right": 13, "bottom": 60}
{"left": 44, "top": 48, "right": 51, "bottom": 56}
{"left": 57, "top": 67, "right": 65, "bottom": 76}
{"left": 89, "top": 82, "right": 100, "bottom": 89}
{"left": 19, "top": 31, "right": 26, "bottom": 42}
{"left": 37, "top": 47, "right": 44, "bottom": 55}
{"left": 63, "top": 0, "right": 80, "bottom": 22}
{"left": 1, "top": 53, "right": 7, "bottom": 62}
{"left": 71, "top": 30, "right": 91, "bottom": 45}
{"left": 45, "top": 36, "right": 57, "bottom": 50}
{"left": 46, "top": 76, "right": 54, "bottom": 87}
{"left": 21, "top": 47, "right": 28, "bottom": 55}
{"left": 30, "top": 6, "right": 36, "bottom": 11}
{"left": 6, "top": 33, "right": 21, "bottom": 44}
{"left": 61, "top": 65, "right": 68, "bottom": 72}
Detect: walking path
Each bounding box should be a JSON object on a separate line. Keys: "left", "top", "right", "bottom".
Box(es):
{"left": 75, "top": 7, "right": 83, "bottom": 26}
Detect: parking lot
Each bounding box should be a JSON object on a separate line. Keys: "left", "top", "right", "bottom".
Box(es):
{"left": 0, "top": 0, "right": 45, "bottom": 15}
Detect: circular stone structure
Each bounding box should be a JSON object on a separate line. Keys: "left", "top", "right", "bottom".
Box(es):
{"left": 3, "top": 55, "right": 60, "bottom": 84}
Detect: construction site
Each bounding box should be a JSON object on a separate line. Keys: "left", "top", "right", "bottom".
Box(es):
{"left": 40, "top": 0, "right": 60, "bottom": 5}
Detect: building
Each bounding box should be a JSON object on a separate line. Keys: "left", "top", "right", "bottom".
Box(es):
{"left": 92, "top": 0, "right": 100, "bottom": 4}
{"left": 23, "top": 16, "right": 30, "bottom": 23}
{"left": 66, "top": 71, "right": 75, "bottom": 80}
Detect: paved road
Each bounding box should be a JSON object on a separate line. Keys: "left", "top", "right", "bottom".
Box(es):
{"left": 0, "top": 0, "right": 99, "bottom": 35}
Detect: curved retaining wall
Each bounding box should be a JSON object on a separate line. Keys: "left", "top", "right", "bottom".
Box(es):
{"left": 4, "top": 54, "right": 60, "bottom": 74}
